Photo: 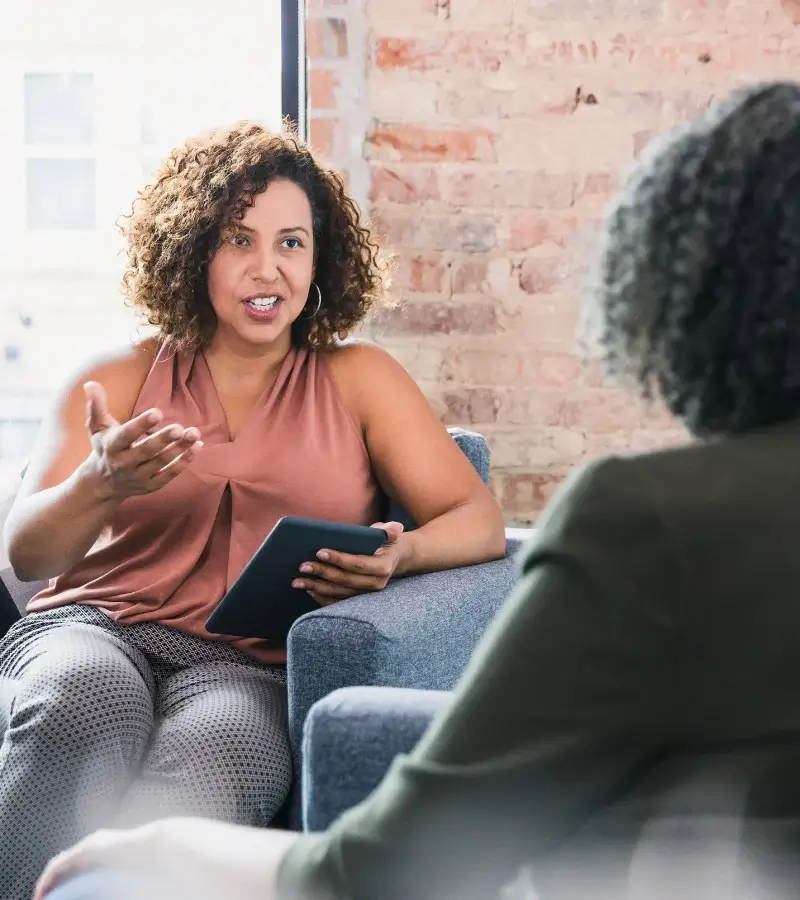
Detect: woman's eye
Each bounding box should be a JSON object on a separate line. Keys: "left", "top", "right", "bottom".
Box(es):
{"left": 229, "top": 234, "right": 250, "bottom": 247}
{"left": 282, "top": 237, "right": 302, "bottom": 249}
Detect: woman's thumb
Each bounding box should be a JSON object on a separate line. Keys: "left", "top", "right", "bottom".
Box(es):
{"left": 371, "top": 521, "right": 404, "bottom": 543}
{"left": 83, "top": 381, "right": 115, "bottom": 434}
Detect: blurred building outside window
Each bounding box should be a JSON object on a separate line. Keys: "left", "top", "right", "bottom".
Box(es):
{"left": 0, "top": 0, "right": 289, "bottom": 496}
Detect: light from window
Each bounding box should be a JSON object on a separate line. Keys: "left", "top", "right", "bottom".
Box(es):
{"left": 26, "top": 159, "right": 97, "bottom": 230}
{"left": 142, "top": 155, "right": 166, "bottom": 184}
{"left": 24, "top": 73, "right": 95, "bottom": 145}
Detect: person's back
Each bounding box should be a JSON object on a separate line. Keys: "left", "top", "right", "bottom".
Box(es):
{"left": 515, "top": 427, "right": 800, "bottom": 899}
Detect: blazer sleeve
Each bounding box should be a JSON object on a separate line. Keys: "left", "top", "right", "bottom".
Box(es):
{"left": 277, "top": 455, "right": 680, "bottom": 900}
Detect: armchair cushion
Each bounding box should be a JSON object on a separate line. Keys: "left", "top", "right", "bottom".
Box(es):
{"left": 302, "top": 686, "right": 448, "bottom": 831}
{"left": 286, "top": 542, "right": 524, "bottom": 787}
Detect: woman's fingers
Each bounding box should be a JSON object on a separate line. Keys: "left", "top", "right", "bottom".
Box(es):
{"left": 130, "top": 430, "right": 201, "bottom": 475}
{"left": 302, "top": 581, "right": 357, "bottom": 603}
{"left": 103, "top": 408, "right": 163, "bottom": 455}
{"left": 146, "top": 442, "right": 204, "bottom": 486}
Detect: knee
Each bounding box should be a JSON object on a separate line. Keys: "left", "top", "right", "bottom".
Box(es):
{"left": 13, "top": 649, "right": 153, "bottom": 746}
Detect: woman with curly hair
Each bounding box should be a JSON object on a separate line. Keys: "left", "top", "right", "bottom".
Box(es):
{"left": 35, "top": 81, "right": 800, "bottom": 900}
{"left": 0, "top": 123, "right": 506, "bottom": 900}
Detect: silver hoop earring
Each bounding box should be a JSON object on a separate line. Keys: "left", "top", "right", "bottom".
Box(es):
{"left": 303, "top": 282, "right": 322, "bottom": 319}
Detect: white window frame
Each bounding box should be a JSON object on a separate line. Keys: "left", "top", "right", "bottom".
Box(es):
{"left": 0, "top": 56, "right": 142, "bottom": 273}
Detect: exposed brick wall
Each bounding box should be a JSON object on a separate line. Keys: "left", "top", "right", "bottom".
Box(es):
{"left": 307, "top": 0, "right": 799, "bottom": 524}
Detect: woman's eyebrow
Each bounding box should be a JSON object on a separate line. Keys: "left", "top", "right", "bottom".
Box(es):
{"left": 278, "top": 226, "right": 311, "bottom": 237}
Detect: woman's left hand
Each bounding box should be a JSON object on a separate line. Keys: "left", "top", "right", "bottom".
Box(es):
{"left": 293, "top": 521, "right": 407, "bottom": 604}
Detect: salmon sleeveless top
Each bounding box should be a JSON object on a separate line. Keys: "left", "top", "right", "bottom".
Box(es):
{"left": 27, "top": 342, "right": 382, "bottom": 663}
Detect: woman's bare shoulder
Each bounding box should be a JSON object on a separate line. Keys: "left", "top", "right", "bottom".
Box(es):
{"left": 326, "top": 338, "right": 398, "bottom": 377}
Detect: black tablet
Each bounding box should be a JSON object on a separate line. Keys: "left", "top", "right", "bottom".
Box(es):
{"left": 205, "top": 516, "right": 387, "bottom": 643}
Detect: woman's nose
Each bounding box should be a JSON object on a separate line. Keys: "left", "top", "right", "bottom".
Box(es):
{"left": 250, "top": 246, "right": 280, "bottom": 283}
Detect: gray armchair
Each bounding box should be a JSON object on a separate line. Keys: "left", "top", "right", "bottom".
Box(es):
{"left": 0, "top": 428, "right": 526, "bottom": 830}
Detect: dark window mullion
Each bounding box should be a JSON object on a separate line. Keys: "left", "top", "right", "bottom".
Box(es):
{"left": 281, "top": 0, "right": 306, "bottom": 139}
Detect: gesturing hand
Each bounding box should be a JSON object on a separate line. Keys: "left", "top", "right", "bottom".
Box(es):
{"left": 84, "top": 381, "right": 203, "bottom": 502}
{"left": 292, "top": 521, "right": 407, "bottom": 604}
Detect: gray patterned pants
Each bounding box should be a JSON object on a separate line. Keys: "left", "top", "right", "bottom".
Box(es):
{"left": 0, "top": 605, "right": 292, "bottom": 900}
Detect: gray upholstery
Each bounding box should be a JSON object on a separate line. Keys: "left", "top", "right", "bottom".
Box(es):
{"left": 286, "top": 543, "right": 523, "bottom": 825}
{"left": 303, "top": 686, "right": 447, "bottom": 831}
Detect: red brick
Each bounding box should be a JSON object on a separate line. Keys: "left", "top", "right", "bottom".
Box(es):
{"left": 373, "top": 209, "right": 498, "bottom": 252}
{"left": 370, "top": 165, "right": 440, "bottom": 204}
{"left": 368, "top": 125, "right": 497, "bottom": 163}
{"left": 306, "top": 18, "right": 348, "bottom": 59}
{"left": 409, "top": 256, "right": 448, "bottom": 293}
{"left": 443, "top": 170, "right": 576, "bottom": 210}
{"left": 519, "top": 257, "right": 571, "bottom": 295}
{"left": 372, "top": 301, "right": 499, "bottom": 336}
{"left": 451, "top": 257, "right": 489, "bottom": 294}
{"left": 499, "top": 472, "right": 567, "bottom": 517}
{"left": 309, "top": 117, "right": 338, "bottom": 157}
{"left": 515, "top": 0, "right": 664, "bottom": 20}
{"left": 603, "top": 89, "right": 717, "bottom": 121}
{"left": 388, "top": 255, "right": 449, "bottom": 294}
{"left": 535, "top": 354, "right": 582, "bottom": 387}
{"left": 523, "top": 32, "right": 780, "bottom": 68}
{"left": 375, "top": 35, "right": 506, "bottom": 72}
{"left": 381, "top": 344, "right": 448, "bottom": 382}
{"left": 578, "top": 172, "right": 620, "bottom": 198}
{"left": 308, "top": 68, "right": 339, "bottom": 110}
{"left": 520, "top": 301, "right": 581, "bottom": 348}
{"left": 490, "top": 427, "right": 586, "bottom": 470}
{"left": 665, "top": 0, "right": 770, "bottom": 26}
{"left": 442, "top": 388, "right": 502, "bottom": 425}
{"left": 503, "top": 388, "right": 652, "bottom": 432}
{"left": 441, "top": 348, "right": 527, "bottom": 385}
{"left": 437, "top": 82, "right": 578, "bottom": 120}
{"left": 509, "top": 215, "right": 579, "bottom": 252}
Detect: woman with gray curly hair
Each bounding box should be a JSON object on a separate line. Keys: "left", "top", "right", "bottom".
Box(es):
{"left": 36, "top": 81, "right": 800, "bottom": 900}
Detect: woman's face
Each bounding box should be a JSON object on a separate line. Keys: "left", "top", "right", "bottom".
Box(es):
{"left": 206, "top": 177, "right": 316, "bottom": 354}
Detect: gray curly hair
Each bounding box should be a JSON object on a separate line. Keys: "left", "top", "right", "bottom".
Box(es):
{"left": 588, "top": 80, "right": 800, "bottom": 436}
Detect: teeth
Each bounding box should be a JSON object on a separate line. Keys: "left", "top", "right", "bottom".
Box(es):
{"left": 247, "top": 296, "right": 278, "bottom": 309}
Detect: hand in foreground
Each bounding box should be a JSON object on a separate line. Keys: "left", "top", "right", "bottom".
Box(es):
{"left": 293, "top": 520, "right": 407, "bottom": 604}
{"left": 84, "top": 381, "right": 203, "bottom": 500}
{"left": 34, "top": 818, "right": 301, "bottom": 900}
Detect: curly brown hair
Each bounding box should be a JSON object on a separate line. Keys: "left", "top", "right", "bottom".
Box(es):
{"left": 120, "top": 122, "right": 389, "bottom": 350}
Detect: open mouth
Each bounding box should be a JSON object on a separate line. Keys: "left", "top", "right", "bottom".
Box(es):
{"left": 244, "top": 295, "right": 279, "bottom": 312}
{"left": 242, "top": 295, "right": 282, "bottom": 321}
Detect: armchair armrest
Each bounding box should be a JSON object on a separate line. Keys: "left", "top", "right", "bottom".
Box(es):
{"left": 286, "top": 534, "right": 528, "bottom": 770}
{"left": 0, "top": 566, "right": 46, "bottom": 638}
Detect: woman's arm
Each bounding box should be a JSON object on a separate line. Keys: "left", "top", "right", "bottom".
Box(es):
{"left": 3, "top": 343, "right": 156, "bottom": 581}
{"left": 332, "top": 342, "right": 507, "bottom": 575}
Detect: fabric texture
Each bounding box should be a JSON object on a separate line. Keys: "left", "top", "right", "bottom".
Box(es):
{"left": 0, "top": 604, "right": 290, "bottom": 900}
{"left": 278, "top": 423, "right": 800, "bottom": 900}
{"left": 285, "top": 540, "right": 523, "bottom": 826}
{"left": 27, "top": 342, "right": 381, "bottom": 663}
{"left": 303, "top": 686, "right": 447, "bottom": 831}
